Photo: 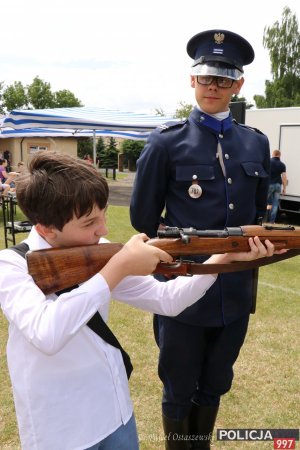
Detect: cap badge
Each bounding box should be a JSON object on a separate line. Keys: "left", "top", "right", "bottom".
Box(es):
{"left": 214, "top": 33, "right": 225, "bottom": 44}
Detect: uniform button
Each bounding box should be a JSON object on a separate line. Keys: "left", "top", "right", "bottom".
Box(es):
{"left": 254, "top": 171, "right": 259, "bottom": 176}
{"left": 229, "top": 203, "right": 234, "bottom": 210}
{"left": 227, "top": 178, "right": 232, "bottom": 184}
{"left": 224, "top": 154, "right": 229, "bottom": 159}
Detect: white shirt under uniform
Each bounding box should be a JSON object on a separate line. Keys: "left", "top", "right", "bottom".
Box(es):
{"left": 0, "top": 227, "right": 217, "bottom": 450}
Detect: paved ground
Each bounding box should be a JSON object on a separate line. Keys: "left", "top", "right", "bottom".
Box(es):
{"left": 104, "top": 171, "right": 135, "bottom": 207}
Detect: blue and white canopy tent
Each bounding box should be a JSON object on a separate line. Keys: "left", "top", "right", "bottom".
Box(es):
{"left": 0, "top": 127, "right": 151, "bottom": 141}
{"left": 2, "top": 106, "right": 175, "bottom": 131}
{"left": 1, "top": 106, "right": 176, "bottom": 162}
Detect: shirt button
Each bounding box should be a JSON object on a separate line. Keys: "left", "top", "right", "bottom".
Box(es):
{"left": 229, "top": 203, "right": 234, "bottom": 210}
{"left": 227, "top": 178, "right": 233, "bottom": 184}
{"left": 254, "top": 171, "right": 259, "bottom": 176}
{"left": 224, "top": 154, "right": 230, "bottom": 159}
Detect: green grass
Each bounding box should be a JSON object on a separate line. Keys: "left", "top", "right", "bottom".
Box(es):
{"left": 0, "top": 207, "right": 299, "bottom": 449}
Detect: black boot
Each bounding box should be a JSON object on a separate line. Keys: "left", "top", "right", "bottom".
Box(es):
{"left": 188, "top": 403, "right": 219, "bottom": 449}
{"left": 162, "top": 414, "right": 190, "bottom": 450}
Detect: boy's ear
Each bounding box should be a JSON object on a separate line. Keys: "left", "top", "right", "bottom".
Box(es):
{"left": 35, "top": 223, "right": 57, "bottom": 239}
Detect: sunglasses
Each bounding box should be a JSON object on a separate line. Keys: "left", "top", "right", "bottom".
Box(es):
{"left": 196, "top": 75, "right": 235, "bottom": 88}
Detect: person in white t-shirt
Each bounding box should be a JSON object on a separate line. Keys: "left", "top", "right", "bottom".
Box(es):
{"left": 0, "top": 151, "right": 279, "bottom": 450}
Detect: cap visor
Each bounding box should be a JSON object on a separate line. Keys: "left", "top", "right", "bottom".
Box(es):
{"left": 191, "top": 63, "right": 243, "bottom": 80}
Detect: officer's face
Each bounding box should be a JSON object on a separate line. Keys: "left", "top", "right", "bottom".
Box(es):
{"left": 190, "top": 75, "right": 244, "bottom": 114}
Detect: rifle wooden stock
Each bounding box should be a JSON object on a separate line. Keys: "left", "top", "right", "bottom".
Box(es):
{"left": 27, "top": 243, "right": 124, "bottom": 295}
{"left": 26, "top": 225, "right": 300, "bottom": 295}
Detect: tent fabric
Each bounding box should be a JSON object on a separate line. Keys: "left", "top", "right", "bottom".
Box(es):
{"left": 0, "top": 127, "right": 150, "bottom": 141}
{"left": 2, "top": 106, "right": 176, "bottom": 131}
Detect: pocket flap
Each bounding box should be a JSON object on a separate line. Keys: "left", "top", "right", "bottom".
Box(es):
{"left": 241, "top": 162, "right": 268, "bottom": 178}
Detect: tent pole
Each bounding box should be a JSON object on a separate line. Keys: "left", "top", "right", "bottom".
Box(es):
{"left": 93, "top": 130, "right": 97, "bottom": 167}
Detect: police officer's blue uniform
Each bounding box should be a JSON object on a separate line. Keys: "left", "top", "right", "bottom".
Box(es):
{"left": 130, "top": 29, "right": 271, "bottom": 450}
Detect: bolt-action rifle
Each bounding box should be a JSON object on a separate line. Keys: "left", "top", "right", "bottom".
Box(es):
{"left": 26, "top": 224, "right": 300, "bottom": 295}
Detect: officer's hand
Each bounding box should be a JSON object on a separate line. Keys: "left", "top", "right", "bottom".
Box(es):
{"left": 207, "top": 236, "right": 287, "bottom": 265}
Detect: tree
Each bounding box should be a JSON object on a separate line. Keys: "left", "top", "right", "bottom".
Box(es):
{"left": 1, "top": 76, "right": 83, "bottom": 112}
{"left": 77, "top": 138, "right": 94, "bottom": 159}
{"left": 154, "top": 107, "right": 166, "bottom": 116}
{"left": 2, "top": 81, "right": 28, "bottom": 111}
{"left": 121, "top": 139, "right": 144, "bottom": 170}
{"left": 54, "top": 89, "right": 82, "bottom": 108}
{"left": 27, "top": 76, "right": 55, "bottom": 109}
{"left": 0, "top": 81, "right": 7, "bottom": 114}
{"left": 255, "top": 7, "right": 300, "bottom": 108}
{"left": 175, "top": 101, "right": 193, "bottom": 119}
{"left": 101, "top": 137, "right": 119, "bottom": 168}
{"left": 96, "top": 137, "right": 106, "bottom": 167}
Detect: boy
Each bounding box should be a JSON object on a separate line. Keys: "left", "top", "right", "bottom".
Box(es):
{"left": 0, "top": 151, "right": 276, "bottom": 450}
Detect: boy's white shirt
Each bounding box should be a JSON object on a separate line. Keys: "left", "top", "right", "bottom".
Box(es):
{"left": 0, "top": 227, "right": 216, "bottom": 450}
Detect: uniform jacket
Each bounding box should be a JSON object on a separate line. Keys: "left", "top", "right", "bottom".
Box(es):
{"left": 130, "top": 107, "right": 271, "bottom": 327}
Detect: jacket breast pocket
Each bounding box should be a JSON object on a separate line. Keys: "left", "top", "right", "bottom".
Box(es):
{"left": 241, "top": 162, "right": 269, "bottom": 179}
{"left": 175, "top": 165, "right": 215, "bottom": 182}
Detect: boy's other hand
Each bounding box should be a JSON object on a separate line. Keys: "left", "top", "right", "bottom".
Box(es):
{"left": 122, "top": 233, "right": 173, "bottom": 275}
{"left": 99, "top": 233, "right": 173, "bottom": 290}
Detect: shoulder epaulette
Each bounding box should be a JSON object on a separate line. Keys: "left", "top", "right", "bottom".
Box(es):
{"left": 158, "top": 120, "right": 187, "bottom": 133}
{"left": 233, "top": 121, "right": 265, "bottom": 135}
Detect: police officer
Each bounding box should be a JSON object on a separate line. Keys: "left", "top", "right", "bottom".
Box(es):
{"left": 130, "top": 29, "right": 270, "bottom": 449}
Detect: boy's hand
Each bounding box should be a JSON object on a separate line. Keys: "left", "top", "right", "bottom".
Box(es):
{"left": 121, "top": 233, "right": 173, "bottom": 275}
{"left": 99, "top": 233, "right": 173, "bottom": 290}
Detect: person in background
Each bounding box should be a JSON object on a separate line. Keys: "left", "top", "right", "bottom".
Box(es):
{"left": 0, "top": 151, "right": 274, "bottom": 450}
{"left": 0, "top": 180, "right": 11, "bottom": 197}
{"left": 0, "top": 158, "right": 19, "bottom": 181}
{"left": 130, "top": 29, "right": 271, "bottom": 449}
{"left": 266, "top": 150, "right": 287, "bottom": 223}
{"left": 0, "top": 158, "right": 18, "bottom": 193}
{"left": 16, "top": 161, "right": 26, "bottom": 173}
{"left": 0, "top": 158, "right": 10, "bottom": 182}
{"left": 6, "top": 162, "right": 26, "bottom": 192}
{"left": 3, "top": 149, "right": 12, "bottom": 170}
{"left": 84, "top": 153, "right": 94, "bottom": 164}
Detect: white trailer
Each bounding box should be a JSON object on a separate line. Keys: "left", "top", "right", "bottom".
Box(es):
{"left": 246, "top": 107, "right": 300, "bottom": 216}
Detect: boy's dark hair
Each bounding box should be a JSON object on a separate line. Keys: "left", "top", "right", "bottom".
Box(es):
{"left": 16, "top": 151, "right": 109, "bottom": 230}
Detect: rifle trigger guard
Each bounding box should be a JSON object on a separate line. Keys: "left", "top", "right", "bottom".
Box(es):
{"left": 173, "top": 257, "right": 196, "bottom": 266}
{"left": 163, "top": 260, "right": 183, "bottom": 269}
{"left": 158, "top": 259, "right": 193, "bottom": 277}
{"left": 161, "top": 258, "right": 192, "bottom": 268}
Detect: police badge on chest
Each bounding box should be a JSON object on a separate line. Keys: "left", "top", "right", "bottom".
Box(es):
{"left": 188, "top": 175, "right": 202, "bottom": 199}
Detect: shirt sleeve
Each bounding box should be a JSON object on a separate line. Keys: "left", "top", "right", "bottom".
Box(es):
{"left": 111, "top": 273, "right": 217, "bottom": 316}
{"left": 0, "top": 249, "right": 111, "bottom": 355}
